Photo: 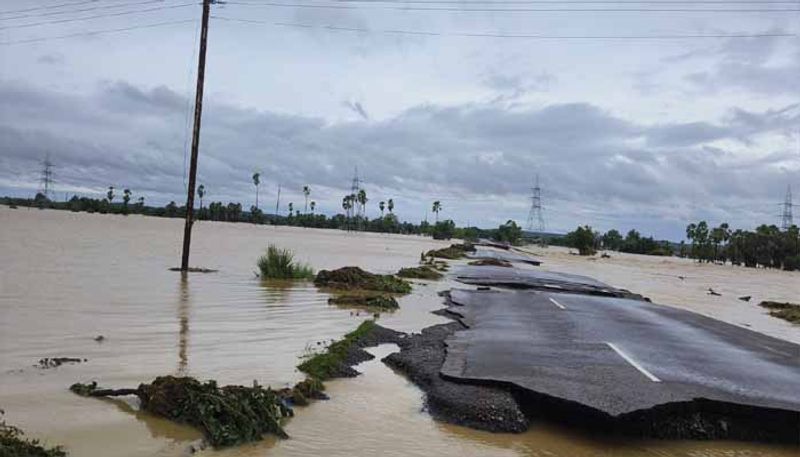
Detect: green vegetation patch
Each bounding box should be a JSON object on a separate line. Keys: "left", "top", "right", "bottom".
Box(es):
{"left": 468, "top": 259, "right": 513, "bottom": 268}
{"left": 297, "top": 320, "right": 376, "bottom": 380}
{"left": 397, "top": 266, "right": 443, "bottom": 280}
{"left": 1, "top": 412, "right": 66, "bottom": 457}
{"left": 257, "top": 245, "right": 314, "bottom": 280}
{"left": 314, "top": 267, "right": 411, "bottom": 294}
{"left": 759, "top": 301, "right": 800, "bottom": 324}
{"left": 70, "top": 376, "right": 292, "bottom": 448}
{"left": 328, "top": 293, "right": 399, "bottom": 310}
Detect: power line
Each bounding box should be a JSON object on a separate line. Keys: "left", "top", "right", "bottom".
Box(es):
{"left": 0, "top": 0, "right": 173, "bottom": 22}
{"left": 0, "top": 1, "right": 107, "bottom": 16}
{"left": 212, "top": 16, "right": 797, "bottom": 39}
{"left": 0, "top": 19, "right": 196, "bottom": 46}
{"left": 223, "top": 1, "right": 800, "bottom": 12}
{"left": 0, "top": 3, "right": 196, "bottom": 31}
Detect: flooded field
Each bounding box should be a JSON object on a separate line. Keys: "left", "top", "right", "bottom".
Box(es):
{"left": 1, "top": 208, "right": 797, "bottom": 457}
{"left": 522, "top": 246, "right": 800, "bottom": 344}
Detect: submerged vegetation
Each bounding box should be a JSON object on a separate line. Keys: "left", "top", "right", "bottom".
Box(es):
{"left": 298, "top": 320, "right": 378, "bottom": 380}
{"left": 1, "top": 412, "right": 66, "bottom": 457}
{"left": 685, "top": 222, "right": 800, "bottom": 271}
{"left": 759, "top": 301, "right": 800, "bottom": 324}
{"left": 314, "top": 267, "right": 411, "bottom": 294}
{"left": 70, "top": 376, "right": 292, "bottom": 448}
{"left": 257, "top": 245, "right": 314, "bottom": 279}
{"left": 397, "top": 266, "right": 443, "bottom": 280}
{"left": 328, "top": 294, "right": 399, "bottom": 310}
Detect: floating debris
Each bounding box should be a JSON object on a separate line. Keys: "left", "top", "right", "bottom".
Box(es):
{"left": 36, "top": 357, "right": 85, "bottom": 369}
{"left": 168, "top": 267, "right": 218, "bottom": 273}
{"left": 739, "top": 296, "right": 752, "bottom": 302}
{"left": 758, "top": 301, "right": 800, "bottom": 324}
{"left": 93, "top": 335, "right": 105, "bottom": 342}
{"left": 70, "top": 376, "right": 292, "bottom": 448}
{"left": 707, "top": 288, "right": 722, "bottom": 296}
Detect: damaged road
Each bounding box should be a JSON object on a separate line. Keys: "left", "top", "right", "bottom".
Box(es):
{"left": 382, "top": 262, "right": 800, "bottom": 443}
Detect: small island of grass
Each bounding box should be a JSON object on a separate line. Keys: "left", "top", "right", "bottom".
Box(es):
{"left": 314, "top": 266, "right": 411, "bottom": 294}
{"left": 759, "top": 301, "right": 800, "bottom": 324}
{"left": 257, "top": 245, "right": 314, "bottom": 280}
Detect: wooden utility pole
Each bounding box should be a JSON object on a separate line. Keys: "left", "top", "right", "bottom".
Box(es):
{"left": 180, "top": 0, "right": 211, "bottom": 271}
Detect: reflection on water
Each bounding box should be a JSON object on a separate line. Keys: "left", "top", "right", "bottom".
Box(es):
{"left": 0, "top": 209, "right": 797, "bottom": 457}
{"left": 178, "top": 274, "right": 189, "bottom": 376}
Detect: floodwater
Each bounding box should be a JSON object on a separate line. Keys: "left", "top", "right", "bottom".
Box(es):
{"left": 0, "top": 208, "right": 797, "bottom": 457}
{"left": 521, "top": 246, "right": 800, "bottom": 344}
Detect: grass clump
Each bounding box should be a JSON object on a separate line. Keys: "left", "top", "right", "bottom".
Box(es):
{"left": 257, "top": 245, "right": 314, "bottom": 280}
{"left": 70, "top": 376, "right": 292, "bottom": 448}
{"left": 1, "top": 411, "right": 66, "bottom": 457}
{"left": 328, "top": 294, "right": 399, "bottom": 310}
{"left": 397, "top": 266, "right": 443, "bottom": 280}
{"left": 759, "top": 301, "right": 800, "bottom": 324}
{"left": 314, "top": 267, "right": 411, "bottom": 294}
{"left": 297, "top": 320, "right": 376, "bottom": 380}
{"left": 424, "top": 243, "right": 476, "bottom": 260}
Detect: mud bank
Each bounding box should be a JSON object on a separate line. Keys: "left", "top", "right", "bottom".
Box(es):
{"left": 382, "top": 322, "right": 529, "bottom": 433}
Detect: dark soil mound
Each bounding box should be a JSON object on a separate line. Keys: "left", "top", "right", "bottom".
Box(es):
{"left": 314, "top": 267, "right": 411, "bottom": 294}
{"left": 425, "top": 243, "right": 476, "bottom": 260}
{"left": 397, "top": 266, "right": 443, "bottom": 280}
{"left": 383, "top": 323, "right": 529, "bottom": 433}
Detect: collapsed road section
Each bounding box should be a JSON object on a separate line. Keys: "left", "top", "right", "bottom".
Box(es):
{"left": 384, "top": 258, "right": 800, "bottom": 443}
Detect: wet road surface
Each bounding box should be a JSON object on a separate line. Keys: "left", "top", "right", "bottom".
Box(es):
{"left": 442, "top": 289, "right": 800, "bottom": 418}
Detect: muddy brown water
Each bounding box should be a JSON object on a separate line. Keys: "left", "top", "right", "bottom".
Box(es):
{"left": 0, "top": 208, "right": 797, "bottom": 457}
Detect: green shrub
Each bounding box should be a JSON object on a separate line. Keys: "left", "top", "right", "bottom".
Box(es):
{"left": 257, "top": 245, "right": 314, "bottom": 279}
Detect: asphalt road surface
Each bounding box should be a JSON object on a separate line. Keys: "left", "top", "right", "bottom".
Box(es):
{"left": 466, "top": 247, "right": 542, "bottom": 266}
{"left": 442, "top": 289, "right": 800, "bottom": 417}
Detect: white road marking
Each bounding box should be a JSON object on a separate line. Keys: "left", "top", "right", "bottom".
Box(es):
{"left": 605, "top": 342, "right": 661, "bottom": 383}
{"left": 548, "top": 297, "right": 566, "bottom": 310}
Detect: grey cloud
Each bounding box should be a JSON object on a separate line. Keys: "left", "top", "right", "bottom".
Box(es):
{"left": 0, "top": 80, "right": 797, "bottom": 240}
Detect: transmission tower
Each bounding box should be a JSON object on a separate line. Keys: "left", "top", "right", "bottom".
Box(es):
{"left": 779, "top": 184, "right": 796, "bottom": 230}
{"left": 39, "top": 155, "right": 54, "bottom": 199}
{"left": 526, "top": 175, "right": 545, "bottom": 233}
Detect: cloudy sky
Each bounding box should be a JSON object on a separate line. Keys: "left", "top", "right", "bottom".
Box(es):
{"left": 1, "top": 0, "right": 798, "bottom": 239}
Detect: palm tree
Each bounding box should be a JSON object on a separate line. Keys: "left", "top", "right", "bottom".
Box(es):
{"left": 387, "top": 198, "right": 394, "bottom": 214}
{"left": 197, "top": 184, "right": 205, "bottom": 210}
{"left": 357, "top": 189, "right": 367, "bottom": 217}
{"left": 303, "top": 185, "right": 310, "bottom": 214}
{"left": 379, "top": 201, "right": 385, "bottom": 217}
{"left": 432, "top": 200, "right": 442, "bottom": 223}
{"left": 107, "top": 186, "right": 114, "bottom": 203}
{"left": 122, "top": 189, "right": 131, "bottom": 213}
{"left": 137, "top": 196, "right": 145, "bottom": 211}
{"left": 288, "top": 202, "right": 293, "bottom": 216}
{"left": 310, "top": 201, "right": 316, "bottom": 213}
{"left": 252, "top": 173, "right": 261, "bottom": 209}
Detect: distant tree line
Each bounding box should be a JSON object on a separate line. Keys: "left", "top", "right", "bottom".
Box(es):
{"left": 685, "top": 221, "right": 799, "bottom": 271}
{"left": 3, "top": 192, "right": 522, "bottom": 244}
{"left": 559, "top": 226, "right": 673, "bottom": 257}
